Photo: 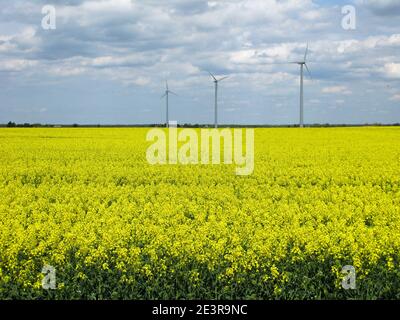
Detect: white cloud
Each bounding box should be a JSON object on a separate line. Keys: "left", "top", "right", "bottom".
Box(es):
{"left": 48, "top": 66, "right": 86, "bottom": 77}
{"left": 383, "top": 63, "right": 400, "bottom": 78}
{"left": 390, "top": 94, "right": 400, "bottom": 101}
{"left": 336, "top": 34, "right": 400, "bottom": 54}
{"left": 322, "top": 86, "right": 352, "bottom": 95}
{"left": 128, "top": 77, "right": 151, "bottom": 86}
{"left": 90, "top": 54, "right": 156, "bottom": 68}
{"left": 0, "top": 59, "right": 37, "bottom": 71}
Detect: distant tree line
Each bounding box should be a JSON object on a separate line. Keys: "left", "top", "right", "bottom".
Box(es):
{"left": 5, "top": 122, "right": 55, "bottom": 128}
{"left": 2, "top": 121, "right": 400, "bottom": 128}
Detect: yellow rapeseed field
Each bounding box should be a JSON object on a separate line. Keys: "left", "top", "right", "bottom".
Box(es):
{"left": 0, "top": 127, "right": 399, "bottom": 299}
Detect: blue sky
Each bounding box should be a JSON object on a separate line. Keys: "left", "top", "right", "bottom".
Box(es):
{"left": 0, "top": 0, "right": 399, "bottom": 125}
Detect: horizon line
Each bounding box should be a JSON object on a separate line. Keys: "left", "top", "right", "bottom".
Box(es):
{"left": 1, "top": 123, "right": 400, "bottom": 128}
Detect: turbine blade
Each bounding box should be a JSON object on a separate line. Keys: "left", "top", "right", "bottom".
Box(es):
{"left": 218, "top": 76, "right": 229, "bottom": 82}
{"left": 304, "top": 43, "right": 309, "bottom": 62}
{"left": 305, "top": 63, "right": 312, "bottom": 79}
{"left": 207, "top": 71, "right": 217, "bottom": 81}
{"left": 161, "top": 93, "right": 167, "bottom": 99}
{"left": 169, "top": 91, "right": 178, "bottom": 96}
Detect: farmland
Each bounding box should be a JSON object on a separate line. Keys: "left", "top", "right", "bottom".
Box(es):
{"left": 0, "top": 127, "right": 399, "bottom": 299}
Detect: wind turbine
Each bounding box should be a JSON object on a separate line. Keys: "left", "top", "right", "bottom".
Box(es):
{"left": 208, "top": 72, "right": 228, "bottom": 129}
{"left": 161, "top": 81, "right": 177, "bottom": 128}
{"left": 291, "top": 44, "right": 312, "bottom": 128}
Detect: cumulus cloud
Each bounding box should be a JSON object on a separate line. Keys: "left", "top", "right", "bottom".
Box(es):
{"left": 390, "top": 94, "right": 400, "bottom": 101}
{"left": 0, "top": 59, "right": 37, "bottom": 71}
{"left": 48, "top": 66, "right": 86, "bottom": 77}
{"left": 322, "top": 86, "right": 352, "bottom": 95}
{"left": 383, "top": 63, "right": 400, "bottom": 78}
{"left": 127, "top": 77, "right": 151, "bottom": 86}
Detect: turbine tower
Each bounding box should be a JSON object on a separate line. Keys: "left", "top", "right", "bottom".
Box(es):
{"left": 208, "top": 72, "right": 228, "bottom": 129}
{"left": 291, "top": 44, "right": 312, "bottom": 128}
{"left": 161, "top": 81, "right": 177, "bottom": 128}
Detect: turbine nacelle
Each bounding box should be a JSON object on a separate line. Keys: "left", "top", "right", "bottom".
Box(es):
{"left": 208, "top": 71, "right": 229, "bottom": 83}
